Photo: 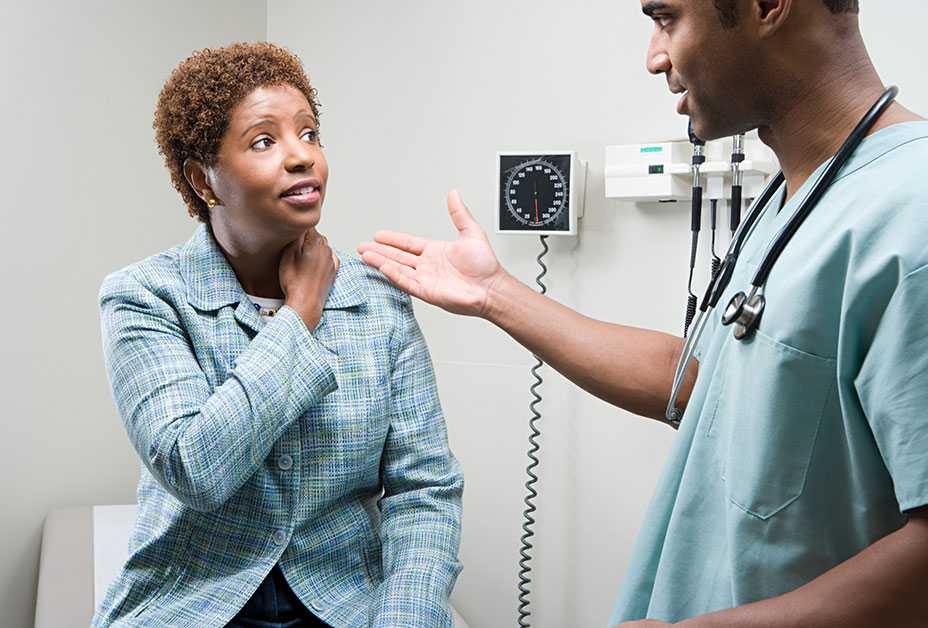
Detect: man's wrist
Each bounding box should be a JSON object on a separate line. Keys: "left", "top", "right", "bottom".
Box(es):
{"left": 482, "top": 270, "right": 519, "bottom": 325}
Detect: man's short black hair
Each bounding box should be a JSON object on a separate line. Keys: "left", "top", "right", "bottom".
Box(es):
{"left": 714, "top": 0, "right": 860, "bottom": 28}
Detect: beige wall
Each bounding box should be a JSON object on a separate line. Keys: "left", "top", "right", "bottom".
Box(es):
{"left": 0, "top": 2, "right": 266, "bottom": 627}
{"left": 2, "top": 2, "right": 927, "bottom": 627}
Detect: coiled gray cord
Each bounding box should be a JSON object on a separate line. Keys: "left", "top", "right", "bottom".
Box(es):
{"left": 518, "top": 235, "right": 548, "bottom": 627}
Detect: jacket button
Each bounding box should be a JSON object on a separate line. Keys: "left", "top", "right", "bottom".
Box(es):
{"left": 272, "top": 529, "right": 288, "bottom": 546}
{"left": 278, "top": 454, "right": 293, "bottom": 471}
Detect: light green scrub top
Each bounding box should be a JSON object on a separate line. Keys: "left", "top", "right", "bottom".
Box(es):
{"left": 611, "top": 121, "right": 928, "bottom": 624}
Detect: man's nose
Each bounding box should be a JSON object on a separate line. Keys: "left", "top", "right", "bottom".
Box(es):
{"left": 646, "top": 34, "right": 671, "bottom": 75}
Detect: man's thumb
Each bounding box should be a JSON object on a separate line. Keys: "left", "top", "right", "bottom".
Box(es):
{"left": 447, "top": 189, "right": 481, "bottom": 237}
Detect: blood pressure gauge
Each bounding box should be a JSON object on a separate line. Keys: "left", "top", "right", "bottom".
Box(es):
{"left": 497, "top": 151, "right": 586, "bottom": 236}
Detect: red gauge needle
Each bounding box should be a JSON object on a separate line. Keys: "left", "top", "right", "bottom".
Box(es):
{"left": 533, "top": 181, "right": 539, "bottom": 223}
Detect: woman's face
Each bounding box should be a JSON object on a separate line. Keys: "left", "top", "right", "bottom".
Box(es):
{"left": 207, "top": 84, "right": 328, "bottom": 243}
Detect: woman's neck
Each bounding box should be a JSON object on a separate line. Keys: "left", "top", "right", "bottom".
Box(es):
{"left": 208, "top": 222, "right": 287, "bottom": 299}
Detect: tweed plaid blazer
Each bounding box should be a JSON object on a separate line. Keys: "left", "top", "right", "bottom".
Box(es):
{"left": 92, "top": 224, "right": 463, "bottom": 627}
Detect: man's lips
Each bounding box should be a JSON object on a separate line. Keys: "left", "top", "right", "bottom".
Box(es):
{"left": 676, "top": 90, "right": 690, "bottom": 115}
{"left": 669, "top": 82, "right": 689, "bottom": 115}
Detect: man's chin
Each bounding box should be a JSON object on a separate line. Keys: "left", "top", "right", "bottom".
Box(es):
{"left": 690, "top": 117, "right": 745, "bottom": 142}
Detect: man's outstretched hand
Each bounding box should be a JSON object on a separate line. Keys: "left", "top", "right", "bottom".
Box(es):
{"left": 358, "top": 190, "right": 507, "bottom": 318}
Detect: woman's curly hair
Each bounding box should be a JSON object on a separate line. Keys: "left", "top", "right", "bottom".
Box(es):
{"left": 154, "top": 42, "right": 321, "bottom": 223}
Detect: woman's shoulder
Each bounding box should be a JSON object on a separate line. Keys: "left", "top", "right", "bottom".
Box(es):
{"left": 335, "top": 251, "right": 412, "bottom": 309}
{"left": 99, "top": 243, "right": 187, "bottom": 307}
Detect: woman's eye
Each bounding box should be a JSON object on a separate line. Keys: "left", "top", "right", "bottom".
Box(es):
{"left": 301, "top": 129, "right": 319, "bottom": 143}
{"left": 654, "top": 15, "right": 672, "bottom": 28}
{"left": 251, "top": 137, "right": 274, "bottom": 151}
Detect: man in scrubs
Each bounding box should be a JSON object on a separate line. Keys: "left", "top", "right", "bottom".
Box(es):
{"left": 360, "top": 0, "right": 928, "bottom": 625}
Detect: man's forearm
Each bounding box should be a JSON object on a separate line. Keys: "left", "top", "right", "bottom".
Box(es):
{"left": 485, "top": 271, "right": 697, "bottom": 422}
{"left": 678, "top": 515, "right": 928, "bottom": 628}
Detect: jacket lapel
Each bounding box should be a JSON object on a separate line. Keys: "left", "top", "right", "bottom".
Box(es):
{"left": 324, "top": 250, "right": 368, "bottom": 311}
{"left": 178, "top": 226, "right": 368, "bottom": 336}
{"left": 178, "top": 225, "right": 263, "bottom": 335}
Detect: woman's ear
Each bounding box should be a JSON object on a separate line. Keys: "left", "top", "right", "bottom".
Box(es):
{"left": 183, "top": 158, "right": 220, "bottom": 206}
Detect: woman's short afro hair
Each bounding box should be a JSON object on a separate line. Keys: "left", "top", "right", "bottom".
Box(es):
{"left": 153, "top": 42, "right": 321, "bottom": 222}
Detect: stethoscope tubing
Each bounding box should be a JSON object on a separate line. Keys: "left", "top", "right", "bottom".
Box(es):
{"left": 665, "top": 174, "right": 785, "bottom": 424}
{"left": 750, "top": 86, "right": 899, "bottom": 289}
{"left": 665, "top": 86, "right": 899, "bottom": 424}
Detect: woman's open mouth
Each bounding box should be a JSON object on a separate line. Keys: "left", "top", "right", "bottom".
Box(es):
{"left": 280, "top": 183, "right": 321, "bottom": 206}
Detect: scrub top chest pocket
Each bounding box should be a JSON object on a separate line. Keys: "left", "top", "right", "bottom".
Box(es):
{"left": 715, "top": 331, "right": 835, "bottom": 520}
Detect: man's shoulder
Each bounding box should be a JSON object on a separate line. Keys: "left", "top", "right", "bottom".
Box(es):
{"left": 834, "top": 125, "right": 928, "bottom": 269}
{"left": 846, "top": 122, "right": 928, "bottom": 200}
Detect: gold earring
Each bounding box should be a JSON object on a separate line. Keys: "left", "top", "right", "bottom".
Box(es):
{"left": 206, "top": 197, "right": 218, "bottom": 208}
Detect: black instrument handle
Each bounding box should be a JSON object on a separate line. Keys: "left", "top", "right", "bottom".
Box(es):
{"left": 730, "top": 185, "right": 742, "bottom": 232}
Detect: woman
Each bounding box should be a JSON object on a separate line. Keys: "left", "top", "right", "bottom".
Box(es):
{"left": 93, "top": 42, "right": 463, "bottom": 628}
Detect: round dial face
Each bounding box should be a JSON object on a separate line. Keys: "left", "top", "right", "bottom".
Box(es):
{"left": 503, "top": 158, "right": 569, "bottom": 228}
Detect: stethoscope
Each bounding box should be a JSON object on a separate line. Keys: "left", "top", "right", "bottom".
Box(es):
{"left": 665, "top": 85, "right": 899, "bottom": 427}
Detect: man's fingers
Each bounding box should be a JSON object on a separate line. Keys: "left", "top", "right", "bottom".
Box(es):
{"left": 378, "top": 259, "right": 424, "bottom": 300}
{"left": 357, "top": 241, "right": 419, "bottom": 269}
{"left": 371, "top": 230, "right": 427, "bottom": 255}
{"left": 447, "top": 189, "right": 481, "bottom": 237}
{"left": 360, "top": 250, "right": 416, "bottom": 279}
{"left": 361, "top": 249, "right": 413, "bottom": 275}
{"left": 359, "top": 249, "right": 387, "bottom": 269}
{"left": 360, "top": 251, "right": 423, "bottom": 296}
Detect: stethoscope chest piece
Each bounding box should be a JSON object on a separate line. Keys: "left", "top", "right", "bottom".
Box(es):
{"left": 722, "top": 289, "right": 766, "bottom": 340}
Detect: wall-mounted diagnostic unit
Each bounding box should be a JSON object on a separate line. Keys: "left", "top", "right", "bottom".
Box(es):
{"left": 603, "top": 135, "right": 777, "bottom": 203}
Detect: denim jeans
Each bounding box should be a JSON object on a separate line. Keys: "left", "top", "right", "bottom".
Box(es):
{"left": 227, "top": 564, "right": 330, "bottom": 628}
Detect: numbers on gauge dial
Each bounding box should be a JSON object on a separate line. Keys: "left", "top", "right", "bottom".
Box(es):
{"left": 505, "top": 159, "right": 567, "bottom": 227}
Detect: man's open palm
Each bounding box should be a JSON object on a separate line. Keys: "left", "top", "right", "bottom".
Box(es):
{"left": 358, "top": 191, "right": 505, "bottom": 317}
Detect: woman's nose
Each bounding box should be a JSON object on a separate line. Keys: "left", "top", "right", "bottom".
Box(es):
{"left": 283, "top": 138, "right": 315, "bottom": 172}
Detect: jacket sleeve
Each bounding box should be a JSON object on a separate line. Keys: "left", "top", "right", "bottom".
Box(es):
{"left": 369, "top": 292, "right": 464, "bottom": 627}
{"left": 99, "top": 270, "right": 338, "bottom": 512}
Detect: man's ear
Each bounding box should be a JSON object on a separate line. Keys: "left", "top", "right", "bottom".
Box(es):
{"left": 183, "top": 158, "right": 218, "bottom": 205}
{"left": 749, "top": 0, "right": 793, "bottom": 39}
